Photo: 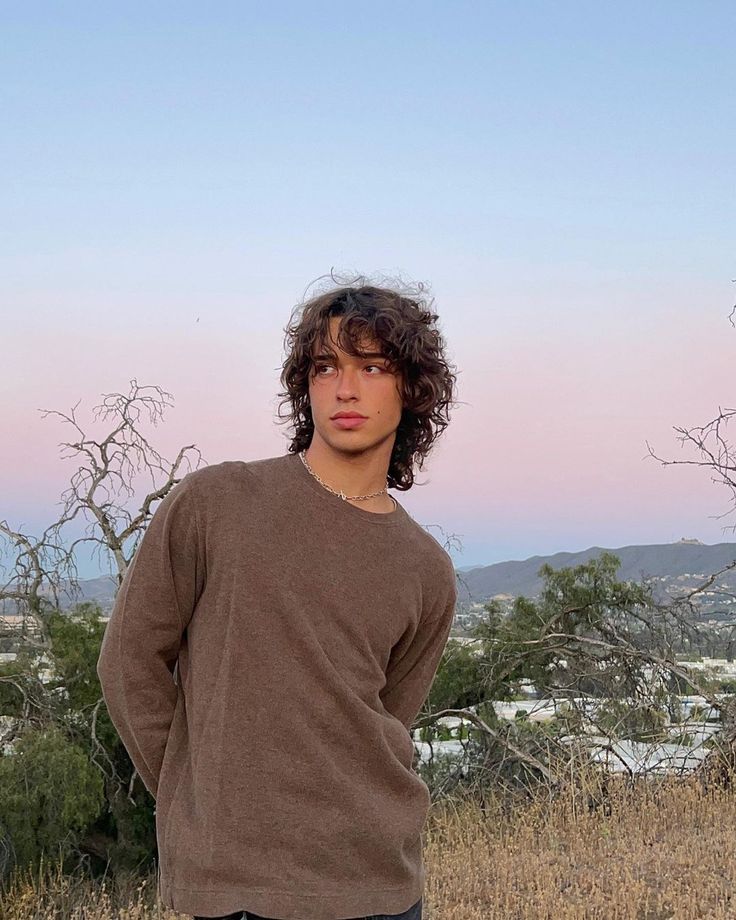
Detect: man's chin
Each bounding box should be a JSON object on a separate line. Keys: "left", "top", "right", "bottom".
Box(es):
{"left": 313, "top": 427, "right": 394, "bottom": 456}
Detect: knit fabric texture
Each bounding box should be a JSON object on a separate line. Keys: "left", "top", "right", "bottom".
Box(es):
{"left": 96, "top": 452, "right": 457, "bottom": 919}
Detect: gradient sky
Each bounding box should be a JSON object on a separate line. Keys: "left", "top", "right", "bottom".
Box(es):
{"left": 2, "top": 2, "right": 735, "bottom": 579}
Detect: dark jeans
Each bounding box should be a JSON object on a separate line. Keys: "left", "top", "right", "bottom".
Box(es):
{"left": 192, "top": 895, "right": 422, "bottom": 920}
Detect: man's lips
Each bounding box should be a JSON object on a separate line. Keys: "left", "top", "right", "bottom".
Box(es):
{"left": 331, "top": 416, "right": 367, "bottom": 429}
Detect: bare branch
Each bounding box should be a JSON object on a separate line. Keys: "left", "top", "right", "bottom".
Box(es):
{"left": 644, "top": 407, "right": 736, "bottom": 534}
{"left": 0, "top": 378, "right": 205, "bottom": 806}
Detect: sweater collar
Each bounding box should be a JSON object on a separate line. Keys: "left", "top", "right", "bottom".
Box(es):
{"left": 286, "top": 452, "right": 404, "bottom": 526}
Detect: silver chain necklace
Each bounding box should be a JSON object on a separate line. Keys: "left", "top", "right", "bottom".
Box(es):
{"left": 298, "top": 450, "right": 397, "bottom": 510}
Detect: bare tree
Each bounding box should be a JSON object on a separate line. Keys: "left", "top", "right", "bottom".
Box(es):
{"left": 645, "top": 294, "right": 736, "bottom": 535}
{"left": 0, "top": 378, "right": 206, "bottom": 826}
{"left": 616, "top": 291, "right": 736, "bottom": 787}
{"left": 0, "top": 378, "right": 204, "bottom": 648}
{"left": 645, "top": 407, "right": 736, "bottom": 535}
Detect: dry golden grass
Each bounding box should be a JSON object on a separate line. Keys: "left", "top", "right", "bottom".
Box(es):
{"left": 3, "top": 774, "right": 736, "bottom": 919}
{"left": 422, "top": 772, "right": 736, "bottom": 919}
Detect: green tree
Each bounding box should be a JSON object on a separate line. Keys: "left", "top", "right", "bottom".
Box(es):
{"left": 0, "top": 724, "right": 104, "bottom": 875}
{"left": 422, "top": 552, "right": 720, "bottom": 797}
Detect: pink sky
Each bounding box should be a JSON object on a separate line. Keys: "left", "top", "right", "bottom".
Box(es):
{"left": 3, "top": 276, "right": 733, "bottom": 578}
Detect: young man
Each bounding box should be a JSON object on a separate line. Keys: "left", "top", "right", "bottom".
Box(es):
{"left": 96, "top": 282, "right": 458, "bottom": 920}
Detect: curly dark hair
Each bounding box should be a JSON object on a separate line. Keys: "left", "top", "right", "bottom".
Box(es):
{"left": 276, "top": 273, "right": 458, "bottom": 491}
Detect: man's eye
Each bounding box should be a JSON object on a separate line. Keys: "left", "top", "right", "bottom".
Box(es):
{"left": 313, "top": 363, "right": 390, "bottom": 376}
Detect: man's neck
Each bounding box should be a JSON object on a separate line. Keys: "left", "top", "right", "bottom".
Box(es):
{"left": 304, "top": 439, "right": 392, "bottom": 501}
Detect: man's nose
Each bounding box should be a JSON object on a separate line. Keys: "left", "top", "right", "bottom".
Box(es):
{"left": 335, "top": 366, "right": 360, "bottom": 399}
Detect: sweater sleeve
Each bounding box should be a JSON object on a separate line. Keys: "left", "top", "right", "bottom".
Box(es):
{"left": 96, "top": 471, "right": 204, "bottom": 799}
{"left": 379, "top": 578, "right": 457, "bottom": 732}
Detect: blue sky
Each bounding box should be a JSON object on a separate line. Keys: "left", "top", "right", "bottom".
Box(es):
{"left": 2, "top": 3, "right": 735, "bottom": 578}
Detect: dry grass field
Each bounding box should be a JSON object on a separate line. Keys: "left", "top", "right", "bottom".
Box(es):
{"left": 3, "top": 773, "right": 736, "bottom": 919}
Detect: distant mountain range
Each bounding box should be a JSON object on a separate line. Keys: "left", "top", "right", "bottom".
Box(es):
{"left": 455, "top": 539, "right": 736, "bottom": 607}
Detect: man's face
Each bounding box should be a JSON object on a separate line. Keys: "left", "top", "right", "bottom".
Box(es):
{"left": 307, "top": 316, "right": 404, "bottom": 457}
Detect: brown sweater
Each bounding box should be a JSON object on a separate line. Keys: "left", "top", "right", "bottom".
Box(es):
{"left": 96, "top": 452, "right": 457, "bottom": 919}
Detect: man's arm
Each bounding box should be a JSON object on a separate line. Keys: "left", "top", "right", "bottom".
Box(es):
{"left": 379, "top": 578, "right": 457, "bottom": 732}
{"left": 96, "top": 471, "right": 204, "bottom": 799}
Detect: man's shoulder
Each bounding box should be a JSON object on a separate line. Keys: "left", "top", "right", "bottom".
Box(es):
{"left": 398, "top": 512, "right": 456, "bottom": 592}
{"left": 182, "top": 453, "right": 291, "bottom": 495}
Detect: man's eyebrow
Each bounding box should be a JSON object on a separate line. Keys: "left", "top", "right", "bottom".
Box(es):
{"left": 311, "top": 351, "right": 388, "bottom": 361}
